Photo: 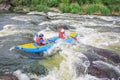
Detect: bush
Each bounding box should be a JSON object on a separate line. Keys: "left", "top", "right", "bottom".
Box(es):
{"left": 59, "top": 3, "right": 70, "bottom": 13}
{"left": 102, "top": 0, "right": 120, "bottom": 13}
{"left": 100, "top": 6, "right": 110, "bottom": 15}
{"left": 11, "top": 0, "right": 18, "bottom": 7}
{"left": 114, "top": 7, "right": 120, "bottom": 12}
{"left": 86, "top": 4, "right": 99, "bottom": 14}
{"left": 61, "top": 0, "right": 70, "bottom": 4}
{"left": 69, "top": 3, "right": 83, "bottom": 14}
{"left": 0, "top": 0, "right": 2, "bottom": 3}
{"left": 31, "top": 0, "right": 40, "bottom": 5}
{"left": 46, "top": 0, "right": 60, "bottom": 7}
{"left": 18, "top": 0, "right": 31, "bottom": 6}
{"left": 93, "top": 0, "right": 102, "bottom": 4}
{"left": 86, "top": 4, "right": 110, "bottom": 15}
{"left": 30, "top": 5, "right": 49, "bottom": 12}
{"left": 109, "top": 5, "right": 120, "bottom": 12}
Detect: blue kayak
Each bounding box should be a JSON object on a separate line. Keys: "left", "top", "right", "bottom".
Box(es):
{"left": 16, "top": 36, "right": 76, "bottom": 53}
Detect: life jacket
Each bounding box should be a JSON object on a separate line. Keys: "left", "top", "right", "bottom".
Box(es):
{"left": 59, "top": 32, "right": 65, "bottom": 39}
{"left": 58, "top": 28, "right": 65, "bottom": 39}
{"left": 36, "top": 36, "right": 44, "bottom": 45}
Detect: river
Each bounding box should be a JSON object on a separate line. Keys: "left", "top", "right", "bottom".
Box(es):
{"left": 0, "top": 12, "right": 120, "bottom": 80}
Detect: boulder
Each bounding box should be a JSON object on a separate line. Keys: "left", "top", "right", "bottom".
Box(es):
{"left": 88, "top": 62, "right": 119, "bottom": 80}
{"left": 0, "top": 3, "right": 11, "bottom": 11}
{"left": 93, "top": 48, "right": 120, "bottom": 63}
{"left": 83, "top": 47, "right": 120, "bottom": 79}
{"left": 84, "top": 47, "right": 120, "bottom": 63}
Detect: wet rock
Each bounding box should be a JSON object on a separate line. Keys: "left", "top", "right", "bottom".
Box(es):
{"left": 93, "top": 48, "right": 120, "bottom": 63}
{"left": 0, "top": 74, "right": 18, "bottom": 80}
{"left": 48, "top": 24, "right": 75, "bottom": 32}
{"left": 88, "top": 62, "right": 119, "bottom": 80}
{"left": 24, "top": 62, "right": 48, "bottom": 76}
{"left": 57, "top": 24, "right": 75, "bottom": 30}
{"left": 84, "top": 48, "right": 106, "bottom": 62}
{"left": 84, "top": 47, "right": 120, "bottom": 79}
{"left": 84, "top": 47, "right": 120, "bottom": 63}
{"left": 45, "top": 15, "right": 51, "bottom": 20}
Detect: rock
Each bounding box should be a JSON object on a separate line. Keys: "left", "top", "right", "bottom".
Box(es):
{"left": 0, "top": 3, "right": 11, "bottom": 11}
{"left": 84, "top": 47, "right": 120, "bottom": 63}
{"left": 83, "top": 47, "right": 120, "bottom": 79}
{"left": 84, "top": 49, "right": 105, "bottom": 62}
{"left": 93, "top": 48, "right": 120, "bottom": 63}
{"left": 88, "top": 62, "right": 119, "bottom": 80}
{"left": 0, "top": 74, "right": 18, "bottom": 80}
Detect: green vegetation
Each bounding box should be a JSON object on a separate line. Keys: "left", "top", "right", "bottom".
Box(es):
{"left": 59, "top": 3, "right": 70, "bottom": 13}
{"left": 86, "top": 4, "right": 110, "bottom": 15}
{"left": 69, "top": 3, "right": 83, "bottom": 14}
{"left": 0, "top": 0, "right": 120, "bottom": 15}
{"left": 30, "top": 4, "right": 49, "bottom": 12}
{"left": 0, "top": 0, "right": 2, "bottom": 3}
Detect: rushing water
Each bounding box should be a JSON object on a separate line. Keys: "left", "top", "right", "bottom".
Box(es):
{"left": 0, "top": 12, "right": 120, "bottom": 80}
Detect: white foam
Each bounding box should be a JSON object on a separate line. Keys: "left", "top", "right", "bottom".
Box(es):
{"left": 38, "top": 44, "right": 92, "bottom": 80}
{"left": 27, "top": 11, "right": 46, "bottom": 16}
{"left": 47, "top": 12, "right": 63, "bottom": 16}
{"left": 80, "top": 32, "right": 120, "bottom": 48}
{"left": 13, "top": 70, "right": 30, "bottom": 80}
{"left": 0, "top": 25, "right": 17, "bottom": 37}
{"left": 11, "top": 16, "right": 31, "bottom": 22}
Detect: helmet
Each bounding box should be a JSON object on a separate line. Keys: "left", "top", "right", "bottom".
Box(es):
{"left": 39, "top": 33, "right": 44, "bottom": 37}
{"left": 59, "top": 28, "right": 65, "bottom": 33}
{"left": 61, "top": 29, "right": 65, "bottom": 32}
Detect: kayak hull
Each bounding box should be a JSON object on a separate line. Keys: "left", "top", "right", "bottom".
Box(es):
{"left": 16, "top": 37, "right": 76, "bottom": 53}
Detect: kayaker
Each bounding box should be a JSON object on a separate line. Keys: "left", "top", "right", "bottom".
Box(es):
{"left": 34, "top": 31, "right": 40, "bottom": 42}
{"left": 58, "top": 28, "right": 67, "bottom": 39}
{"left": 59, "top": 28, "right": 78, "bottom": 41}
{"left": 36, "top": 33, "right": 46, "bottom": 45}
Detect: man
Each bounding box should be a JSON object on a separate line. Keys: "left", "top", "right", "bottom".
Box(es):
{"left": 36, "top": 33, "right": 46, "bottom": 45}
{"left": 59, "top": 28, "right": 78, "bottom": 41}
{"left": 58, "top": 28, "right": 67, "bottom": 39}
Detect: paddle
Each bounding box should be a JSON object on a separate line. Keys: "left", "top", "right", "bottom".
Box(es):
{"left": 70, "top": 32, "right": 78, "bottom": 41}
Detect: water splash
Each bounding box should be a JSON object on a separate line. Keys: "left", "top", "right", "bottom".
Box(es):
{"left": 81, "top": 32, "right": 120, "bottom": 48}
{"left": 37, "top": 42, "right": 92, "bottom": 80}
{"left": 13, "top": 70, "right": 30, "bottom": 80}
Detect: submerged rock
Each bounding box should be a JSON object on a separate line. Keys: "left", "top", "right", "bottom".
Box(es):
{"left": 24, "top": 62, "right": 48, "bottom": 76}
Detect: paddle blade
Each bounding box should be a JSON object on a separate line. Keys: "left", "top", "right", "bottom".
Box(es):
{"left": 70, "top": 32, "right": 78, "bottom": 38}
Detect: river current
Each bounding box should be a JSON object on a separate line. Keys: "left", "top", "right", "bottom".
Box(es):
{"left": 0, "top": 12, "right": 120, "bottom": 80}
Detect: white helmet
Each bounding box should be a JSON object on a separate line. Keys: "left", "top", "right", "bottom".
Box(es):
{"left": 61, "top": 28, "right": 65, "bottom": 32}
